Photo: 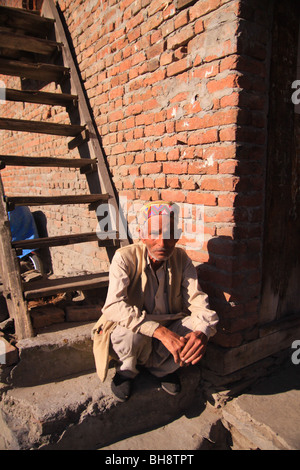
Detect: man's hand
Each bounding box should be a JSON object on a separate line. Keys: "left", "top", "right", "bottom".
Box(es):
{"left": 179, "top": 331, "right": 208, "bottom": 365}
{"left": 153, "top": 326, "right": 187, "bottom": 365}
{"left": 153, "top": 327, "right": 208, "bottom": 367}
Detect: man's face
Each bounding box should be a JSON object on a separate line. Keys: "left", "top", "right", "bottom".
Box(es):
{"left": 140, "top": 214, "right": 178, "bottom": 262}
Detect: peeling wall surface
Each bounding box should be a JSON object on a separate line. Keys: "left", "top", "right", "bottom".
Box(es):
{"left": 0, "top": 0, "right": 299, "bottom": 362}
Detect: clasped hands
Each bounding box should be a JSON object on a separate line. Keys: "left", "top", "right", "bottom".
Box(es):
{"left": 153, "top": 325, "right": 208, "bottom": 367}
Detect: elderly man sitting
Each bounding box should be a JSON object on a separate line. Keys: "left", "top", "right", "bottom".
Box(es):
{"left": 92, "top": 201, "right": 218, "bottom": 402}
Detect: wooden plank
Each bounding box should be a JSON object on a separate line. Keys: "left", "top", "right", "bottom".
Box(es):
{"left": 0, "top": 5, "right": 55, "bottom": 37}
{"left": 0, "top": 58, "right": 69, "bottom": 82}
{"left": 0, "top": 28, "right": 63, "bottom": 55}
{"left": 0, "top": 175, "right": 34, "bottom": 339}
{"left": 22, "top": 272, "right": 110, "bottom": 299}
{"left": 0, "top": 155, "right": 96, "bottom": 169}
{"left": 12, "top": 231, "right": 118, "bottom": 249}
{"left": 5, "top": 194, "right": 110, "bottom": 208}
{"left": 4, "top": 88, "right": 78, "bottom": 107}
{"left": 0, "top": 118, "right": 85, "bottom": 137}
{"left": 259, "top": 314, "right": 300, "bottom": 338}
{"left": 203, "top": 322, "right": 300, "bottom": 376}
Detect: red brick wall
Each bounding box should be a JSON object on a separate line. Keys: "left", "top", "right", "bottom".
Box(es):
{"left": 0, "top": 0, "right": 273, "bottom": 350}
{"left": 1, "top": 1, "right": 23, "bottom": 7}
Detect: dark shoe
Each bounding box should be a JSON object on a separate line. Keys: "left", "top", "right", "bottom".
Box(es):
{"left": 160, "top": 372, "right": 181, "bottom": 396}
{"left": 111, "top": 373, "right": 133, "bottom": 402}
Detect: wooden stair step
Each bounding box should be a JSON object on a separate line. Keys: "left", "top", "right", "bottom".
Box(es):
{"left": 0, "top": 155, "right": 96, "bottom": 169}
{"left": 0, "top": 27, "right": 63, "bottom": 56}
{"left": 22, "top": 272, "right": 110, "bottom": 299}
{"left": 0, "top": 5, "right": 55, "bottom": 37}
{"left": 12, "top": 231, "right": 118, "bottom": 250}
{"left": 5, "top": 194, "right": 110, "bottom": 208}
{"left": 0, "top": 58, "right": 69, "bottom": 82}
{"left": 0, "top": 117, "right": 85, "bottom": 137}
{"left": 4, "top": 88, "right": 78, "bottom": 107}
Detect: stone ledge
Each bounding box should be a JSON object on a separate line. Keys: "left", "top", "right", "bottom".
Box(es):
{"left": 0, "top": 366, "right": 202, "bottom": 450}
{"left": 221, "top": 362, "right": 300, "bottom": 450}
{"left": 9, "top": 322, "right": 95, "bottom": 387}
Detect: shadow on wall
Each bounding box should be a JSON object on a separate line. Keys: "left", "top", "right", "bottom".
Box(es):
{"left": 197, "top": 236, "right": 233, "bottom": 343}
{"left": 197, "top": 235, "right": 260, "bottom": 349}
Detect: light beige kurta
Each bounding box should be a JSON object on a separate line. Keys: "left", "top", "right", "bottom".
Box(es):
{"left": 92, "top": 243, "right": 218, "bottom": 382}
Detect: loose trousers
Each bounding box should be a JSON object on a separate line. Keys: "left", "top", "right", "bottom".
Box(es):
{"left": 110, "top": 315, "right": 195, "bottom": 379}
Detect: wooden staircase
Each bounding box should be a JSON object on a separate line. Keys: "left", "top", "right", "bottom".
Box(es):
{"left": 0, "top": 2, "right": 128, "bottom": 340}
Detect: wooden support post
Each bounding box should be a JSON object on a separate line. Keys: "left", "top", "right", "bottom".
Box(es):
{"left": 0, "top": 176, "right": 34, "bottom": 339}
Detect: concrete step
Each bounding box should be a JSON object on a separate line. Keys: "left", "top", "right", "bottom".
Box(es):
{"left": 3, "top": 324, "right": 298, "bottom": 450}
{"left": 0, "top": 366, "right": 206, "bottom": 450}
{"left": 8, "top": 322, "right": 95, "bottom": 387}
{"left": 221, "top": 362, "right": 300, "bottom": 450}
{"left": 100, "top": 402, "right": 230, "bottom": 451}
{"left": 0, "top": 321, "right": 231, "bottom": 451}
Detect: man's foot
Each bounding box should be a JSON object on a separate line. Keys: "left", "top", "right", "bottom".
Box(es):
{"left": 160, "top": 372, "right": 181, "bottom": 396}
{"left": 111, "top": 372, "right": 133, "bottom": 402}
